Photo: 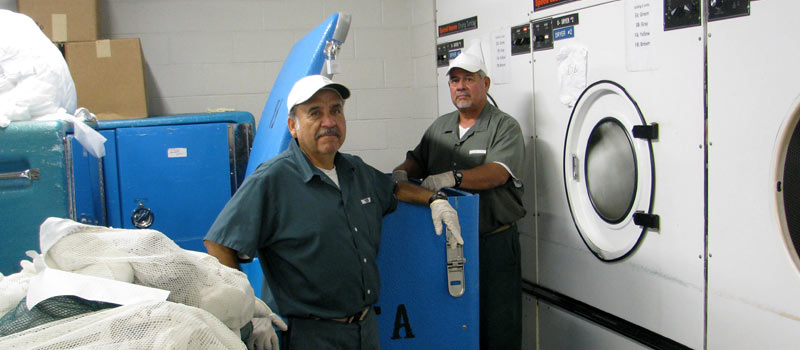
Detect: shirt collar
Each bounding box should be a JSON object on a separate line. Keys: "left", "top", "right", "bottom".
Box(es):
{"left": 288, "top": 139, "right": 352, "bottom": 183}
{"left": 442, "top": 102, "right": 496, "bottom": 136}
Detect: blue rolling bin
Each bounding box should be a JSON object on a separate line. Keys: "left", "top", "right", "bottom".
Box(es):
{"left": 376, "top": 189, "right": 480, "bottom": 349}
{"left": 74, "top": 112, "right": 254, "bottom": 252}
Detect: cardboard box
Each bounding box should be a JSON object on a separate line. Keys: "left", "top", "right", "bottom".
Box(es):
{"left": 65, "top": 38, "right": 148, "bottom": 120}
{"left": 17, "top": 0, "right": 98, "bottom": 43}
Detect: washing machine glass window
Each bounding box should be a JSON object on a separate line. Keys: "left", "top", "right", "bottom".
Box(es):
{"left": 585, "top": 117, "right": 637, "bottom": 224}
{"left": 781, "top": 108, "right": 800, "bottom": 266}
{"left": 563, "top": 81, "right": 655, "bottom": 261}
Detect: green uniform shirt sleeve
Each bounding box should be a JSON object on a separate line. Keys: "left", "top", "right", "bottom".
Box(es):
{"left": 484, "top": 114, "right": 526, "bottom": 179}
{"left": 204, "top": 165, "right": 271, "bottom": 259}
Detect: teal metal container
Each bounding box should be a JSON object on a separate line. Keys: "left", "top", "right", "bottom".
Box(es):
{"left": 0, "top": 121, "right": 72, "bottom": 275}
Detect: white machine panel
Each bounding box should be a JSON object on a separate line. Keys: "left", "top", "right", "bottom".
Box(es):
{"left": 707, "top": 1, "right": 800, "bottom": 347}
{"left": 539, "top": 300, "right": 648, "bottom": 350}
{"left": 532, "top": 0, "right": 705, "bottom": 347}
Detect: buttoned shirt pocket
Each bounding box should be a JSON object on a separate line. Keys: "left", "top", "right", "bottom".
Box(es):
{"left": 354, "top": 193, "right": 383, "bottom": 248}
{"left": 455, "top": 140, "right": 488, "bottom": 170}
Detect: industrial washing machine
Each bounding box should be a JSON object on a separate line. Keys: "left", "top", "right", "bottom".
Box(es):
{"left": 706, "top": 0, "right": 800, "bottom": 347}
{"left": 530, "top": 0, "right": 705, "bottom": 348}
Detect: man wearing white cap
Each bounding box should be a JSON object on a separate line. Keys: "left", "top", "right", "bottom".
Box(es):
{"left": 204, "top": 75, "right": 463, "bottom": 350}
{"left": 393, "top": 42, "right": 526, "bottom": 349}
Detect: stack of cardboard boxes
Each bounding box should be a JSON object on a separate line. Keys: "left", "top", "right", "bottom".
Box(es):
{"left": 18, "top": 0, "right": 148, "bottom": 120}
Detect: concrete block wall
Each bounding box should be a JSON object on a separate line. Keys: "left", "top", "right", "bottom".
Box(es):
{"left": 1, "top": 0, "right": 440, "bottom": 173}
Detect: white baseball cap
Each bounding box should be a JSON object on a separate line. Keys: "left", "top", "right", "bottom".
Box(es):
{"left": 286, "top": 75, "right": 351, "bottom": 115}
{"left": 447, "top": 41, "right": 489, "bottom": 78}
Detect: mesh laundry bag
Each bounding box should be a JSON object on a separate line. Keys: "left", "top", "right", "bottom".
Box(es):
{"left": 0, "top": 296, "right": 118, "bottom": 337}
{"left": 0, "top": 217, "right": 261, "bottom": 349}
{"left": 0, "top": 300, "right": 246, "bottom": 349}
{"left": 37, "top": 217, "right": 257, "bottom": 331}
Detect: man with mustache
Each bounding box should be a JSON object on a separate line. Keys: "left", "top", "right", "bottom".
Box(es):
{"left": 204, "top": 74, "right": 463, "bottom": 350}
{"left": 392, "top": 42, "right": 526, "bottom": 350}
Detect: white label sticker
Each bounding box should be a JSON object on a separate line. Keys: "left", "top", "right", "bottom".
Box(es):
{"left": 167, "top": 148, "right": 187, "bottom": 158}
{"left": 491, "top": 29, "right": 510, "bottom": 85}
{"left": 469, "top": 149, "right": 487, "bottom": 155}
{"left": 625, "top": 0, "right": 660, "bottom": 71}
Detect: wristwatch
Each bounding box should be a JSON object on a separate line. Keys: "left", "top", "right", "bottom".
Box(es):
{"left": 428, "top": 190, "right": 448, "bottom": 205}
{"left": 452, "top": 170, "right": 463, "bottom": 188}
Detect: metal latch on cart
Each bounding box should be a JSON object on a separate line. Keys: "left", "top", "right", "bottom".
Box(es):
{"left": 446, "top": 238, "right": 466, "bottom": 298}
{"left": 324, "top": 40, "right": 342, "bottom": 75}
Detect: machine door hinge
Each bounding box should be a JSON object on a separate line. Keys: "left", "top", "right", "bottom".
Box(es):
{"left": 633, "top": 211, "right": 660, "bottom": 230}
{"left": 633, "top": 123, "right": 659, "bottom": 140}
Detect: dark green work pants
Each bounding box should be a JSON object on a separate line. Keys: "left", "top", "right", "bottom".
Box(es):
{"left": 282, "top": 308, "right": 379, "bottom": 350}
{"left": 480, "top": 224, "right": 522, "bottom": 350}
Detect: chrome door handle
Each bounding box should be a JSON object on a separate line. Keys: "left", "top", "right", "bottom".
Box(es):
{"left": 0, "top": 169, "right": 40, "bottom": 181}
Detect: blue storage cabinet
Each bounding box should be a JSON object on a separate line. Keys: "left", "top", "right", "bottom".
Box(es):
{"left": 71, "top": 131, "right": 109, "bottom": 226}
{"left": 72, "top": 112, "right": 254, "bottom": 252}
{"left": 0, "top": 121, "right": 73, "bottom": 275}
{"left": 0, "top": 112, "right": 253, "bottom": 276}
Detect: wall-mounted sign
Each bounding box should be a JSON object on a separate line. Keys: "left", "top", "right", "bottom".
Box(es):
{"left": 438, "top": 16, "right": 478, "bottom": 37}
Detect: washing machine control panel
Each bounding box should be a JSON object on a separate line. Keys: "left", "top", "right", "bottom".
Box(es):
{"left": 664, "top": 0, "right": 702, "bottom": 30}
{"left": 532, "top": 18, "right": 554, "bottom": 51}
{"left": 708, "top": 0, "right": 750, "bottom": 21}
{"left": 436, "top": 40, "right": 464, "bottom": 68}
{"left": 511, "top": 24, "right": 531, "bottom": 56}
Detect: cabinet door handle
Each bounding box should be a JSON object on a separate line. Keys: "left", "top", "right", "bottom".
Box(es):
{"left": 0, "top": 169, "right": 40, "bottom": 181}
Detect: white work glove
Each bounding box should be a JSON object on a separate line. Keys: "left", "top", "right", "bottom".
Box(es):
{"left": 247, "top": 298, "right": 288, "bottom": 350}
{"left": 430, "top": 199, "right": 463, "bottom": 247}
{"left": 392, "top": 169, "right": 408, "bottom": 182}
{"left": 20, "top": 250, "right": 45, "bottom": 276}
{"left": 421, "top": 171, "right": 456, "bottom": 191}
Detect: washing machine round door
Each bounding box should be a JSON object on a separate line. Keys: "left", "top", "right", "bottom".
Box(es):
{"left": 776, "top": 101, "right": 800, "bottom": 269}
{"left": 563, "top": 81, "right": 656, "bottom": 261}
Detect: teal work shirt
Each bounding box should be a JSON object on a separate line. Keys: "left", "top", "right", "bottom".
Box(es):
{"left": 410, "top": 103, "right": 526, "bottom": 234}
{"left": 205, "top": 140, "right": 397, "bottom": 319}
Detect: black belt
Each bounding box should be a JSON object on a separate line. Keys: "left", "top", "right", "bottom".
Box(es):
{"left": 487, "top": 222, "right": 516, "bottom": 235}
{"left": 306, "top": 306, "right": 370, "bottom": 324}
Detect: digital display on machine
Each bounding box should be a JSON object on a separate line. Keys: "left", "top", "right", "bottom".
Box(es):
{"left": 553, "top": 13, "right": 579, "bottom": 28}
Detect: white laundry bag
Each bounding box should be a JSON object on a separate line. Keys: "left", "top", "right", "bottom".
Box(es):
{"left": 0, "top": 218, "right": 261, "bottom": 349}
{"left": 0, "top": 10, "right": 76, "bottom": 126}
